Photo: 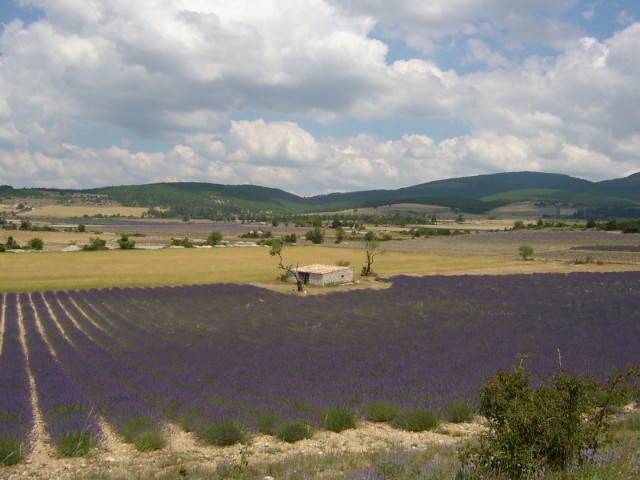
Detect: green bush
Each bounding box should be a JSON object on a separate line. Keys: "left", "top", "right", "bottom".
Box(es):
{"left": 397, "top": 407, "right": 439, "bottom": 432}
{"left": 133, "top": 429, "right": 167, "bottom": 452}
{"left": 3, "top": 236, "right": 20, "bottom": 250}
{"left": 460, "top": 357, "right": 639, "bottom": 479}
{"left": 324, "top": 407, "right": 357, "bottom": 433}
{"left": 0, "top": 436, "right": 24, "bottom": 466}
{"left": 446, "top": 399, "right": 476, "bottom": 423}
{"left": 282, "top": 233, "right": 297, "bottom": 243}
{"left": 82, "top": 237, "right": 107, "bottom": 251}
{"left": 207, "top": 231, "right": 223, "bottom": 245}
{"left": 366, "top": 401, "right": 399, "bottom": 423}
{"left": 258, "top": 412, "right": 277, "bottom": 435}
{"left": 55, "top": 431, "right": 96, "bottom": 457}
{"left": 202, "top": 419, "right": 247, "bottom": 446}
{"left": 27, "top": 237, "right": 44, "bottom": 250}
{"left": 275, "top": 419, "right": 313, "bottom": 443}
{"left": 170, "top": 237, "right": 193, "bottom": 248}
{"left": 117, "top": 234, "right": 136, "bottom": 249}
{"left": 305, "top": 226, "right": 324, "bottom": 244}
{"left": 121, "top": 416, "right": 166, "bottom": 452}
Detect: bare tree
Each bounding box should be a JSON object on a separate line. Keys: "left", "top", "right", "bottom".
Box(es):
{"left": 269, "top": 239, "right": 305, "bottom": 292}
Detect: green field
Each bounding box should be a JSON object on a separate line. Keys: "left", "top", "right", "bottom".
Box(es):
{"left": 0, "top": 245, "right": 528, "bottom": 293}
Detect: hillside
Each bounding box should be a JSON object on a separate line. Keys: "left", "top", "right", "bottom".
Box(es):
{"left": 2, "top": 171, "right": 639, "bottom": 219}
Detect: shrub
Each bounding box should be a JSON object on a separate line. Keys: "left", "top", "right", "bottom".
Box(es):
{"left": 171, "top": 237, "right": 193, "bottom": 248}
{"left": 133, "top": 428, "right": 167, "bottom": 452}
{"left": 446, "top": 399, "right": 476, "bottom": 423}
{"left": 207, "top": 231, "right": 223, "bottom": 245}
{"left": 82, "top": 237, "right": 107, "bottom": 251}
{"left": 202, "top": 419, "right": 247, "bottom": 446}
{"left": 27, "top": 237, "right": 44, "bottom": 250}
{"left": 4, "top": 236, "right": 20, "bottom": 250}
{"left": 117, "top": 234, "right": 136, "bottom": 249}
{"left": 282, "top": 233, "right": 297, "bottom": 243}
{"left": 0, "top": 436, "right": 24, "bottom": 466}
{"left": 324, "top": 407, "right": 357, "bottom": 433}
{"left": 121, "top": 416, "right": 166, "bottom": 452}
{"left": 459, "top": 357, "right": 639, "bottom": 479}
{"left": 366, "top": 401, "right": 399, "bottom": 423}
{"left": 55, "top": 431, "right": 96, "bottom": 457}
{"left": 397, "top": 407, "right": 439, "bottom": 432}
{"left": 258, "top": 412, "right": 277, "bottom": 435}
{"left": 275, "top": 419, "right": 313, "bottom": 443}
{"left": 305, "top": 226, "right": 324, "bottom": 244}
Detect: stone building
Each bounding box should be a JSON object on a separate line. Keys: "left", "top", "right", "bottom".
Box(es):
{"left": 287, "top": 264, "right": 354, "bottom": 286}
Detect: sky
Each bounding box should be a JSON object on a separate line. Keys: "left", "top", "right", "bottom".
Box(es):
{"left": 0, "top": 0, "right": 639, "bottom": 196}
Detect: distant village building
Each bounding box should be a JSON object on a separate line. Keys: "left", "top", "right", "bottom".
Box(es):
{"left": 287, "top": 264, "right": 354, "bottom": 287}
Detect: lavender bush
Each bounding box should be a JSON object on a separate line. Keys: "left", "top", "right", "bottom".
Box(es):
{"left": 0, "top": 294, "right": 33, "bottom": 465}
{"left": 18, "top": 293, "right": 102, "bottom": 456}
{"left": 0, "top": 271, "right": 638, "bottom": 463}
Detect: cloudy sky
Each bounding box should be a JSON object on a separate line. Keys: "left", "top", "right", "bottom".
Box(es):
{"left": 0, "top": 0, "right": 639, "bottom": 195}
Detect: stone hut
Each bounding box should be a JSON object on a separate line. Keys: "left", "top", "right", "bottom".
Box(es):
{"left": 287, "top": 264, "right": 354, "bottom": 286}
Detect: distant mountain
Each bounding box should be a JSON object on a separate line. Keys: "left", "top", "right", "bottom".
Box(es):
{"left": 3, "top": 171, "right": 639, "bottom": 219}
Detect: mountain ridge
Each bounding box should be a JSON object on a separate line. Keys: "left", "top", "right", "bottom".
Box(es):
{"left": 2, "top": 171, "right": 639, "bottom": 219}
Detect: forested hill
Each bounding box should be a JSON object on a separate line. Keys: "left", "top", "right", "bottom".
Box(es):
{"left": 2, "top": 171, "right": 639, "bottom": 218}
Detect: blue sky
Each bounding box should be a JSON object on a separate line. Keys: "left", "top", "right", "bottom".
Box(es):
{"left": 0, "top": 0, "right": 638, "bottom": 195}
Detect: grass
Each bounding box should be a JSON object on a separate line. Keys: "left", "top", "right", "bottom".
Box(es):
{"left": 0, "top": 437, "right": 24, "bottom": 466}
{"left": 0, "top": 245, "right": 517, "bottom": 293}
{"left": 55, "top": 431, "right": 97, "bottom": 457}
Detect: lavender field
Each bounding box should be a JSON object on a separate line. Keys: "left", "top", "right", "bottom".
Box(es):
{"left": 1, "top": 272, "right": 639, "bottom": 461}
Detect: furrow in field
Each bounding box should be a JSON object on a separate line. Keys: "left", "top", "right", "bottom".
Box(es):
{"left": 0, "top": 293, "right": 34, "bottom": 465}
{"left": 14, "top": 295, "right": 55, "bottom": 463}
{"left": 60, "top": 289, "right": 250, "bottom": 433}
{"left": 31, "top": 291, "right": 164, "bottom": 446}
{"left": 0, "top": 295, "right": 4, "bottom": 358}
{"left": 20, "top": 292, "right": 104, "bottom": 457}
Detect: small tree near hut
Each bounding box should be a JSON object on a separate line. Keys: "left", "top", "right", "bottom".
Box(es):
{"left": 269, "top": 239, "right": 304, "bottom": 292}
{"left": 361, "top": 236, "right": 383, "bottom": 277}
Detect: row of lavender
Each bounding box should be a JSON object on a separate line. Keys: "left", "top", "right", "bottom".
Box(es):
{"left": 1, "top": 271, "right": 639, "bottom": 462}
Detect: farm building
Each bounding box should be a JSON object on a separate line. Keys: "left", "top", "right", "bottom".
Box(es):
{"left": 287, "top": 264, "right": 354, "bottom": 286}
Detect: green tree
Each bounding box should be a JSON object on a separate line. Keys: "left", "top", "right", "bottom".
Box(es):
{"left": 305, "top": 226, "right": 324, "bottom": 244}
{"left": 117, "top": 234, "right": 136, "bottom": 249}
{"left": 4, "top": 236, "right": 20, "bottom": 250}
{"left": 334, "top": 227, "right": 345, "bottom": 244}
{"left": 361, "top": 238, "right": 382, "bottom": 277}
{"left": 206, "top": 231, "right": 223, "bottom": 246}
{"left": 269, "top": 239, "right": 304, "bottom": 292}
{"left": 518, "top": 245, "right": 534, "bottom": 260}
